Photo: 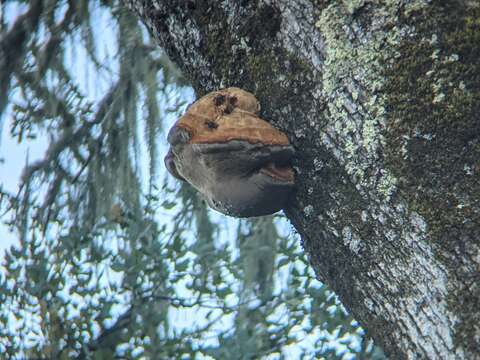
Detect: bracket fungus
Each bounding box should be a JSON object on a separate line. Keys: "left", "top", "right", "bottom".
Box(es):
{"left": 165, "top": 87, "right": 295, "bottom": 217}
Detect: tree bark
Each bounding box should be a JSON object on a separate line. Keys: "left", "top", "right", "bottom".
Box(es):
{"left": 126, "top": 1, "right": 480, "bottom": 358}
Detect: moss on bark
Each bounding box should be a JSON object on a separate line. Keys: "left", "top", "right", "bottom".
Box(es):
{"left": 384, "top": 3, "right": 480, "bottom": 352}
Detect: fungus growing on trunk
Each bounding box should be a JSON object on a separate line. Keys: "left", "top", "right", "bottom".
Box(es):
{"left": 165, "top": 87, "right": 295, "bottom": 217}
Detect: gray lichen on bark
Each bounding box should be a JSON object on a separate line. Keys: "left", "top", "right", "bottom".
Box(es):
{"left": 126, "top": 0, "right": 480, "bottom": 358}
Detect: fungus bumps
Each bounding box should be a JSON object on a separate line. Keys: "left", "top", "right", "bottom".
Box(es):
{"left": 165, "top": 87, "right": 295, "bottom": 217}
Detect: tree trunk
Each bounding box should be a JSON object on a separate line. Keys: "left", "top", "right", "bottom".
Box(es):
{"left": 125, "top": 1, "right": 480, "bottom": 358}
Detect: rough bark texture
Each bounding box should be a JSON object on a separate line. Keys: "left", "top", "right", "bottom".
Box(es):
{"left": 126, "top": 1, "right": 480, "bottom": 358}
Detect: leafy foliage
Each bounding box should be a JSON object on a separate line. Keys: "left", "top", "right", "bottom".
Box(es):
{"left": 0, "top": 1, "right": 384, "bottom": 359}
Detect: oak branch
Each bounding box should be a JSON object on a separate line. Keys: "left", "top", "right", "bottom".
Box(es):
{"left": 126, "top": 1, "right": 480, "bottom": 358}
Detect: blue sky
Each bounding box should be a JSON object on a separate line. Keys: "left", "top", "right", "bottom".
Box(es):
{"left": 0, "top": 117, "right": 48, "bottom": 254}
